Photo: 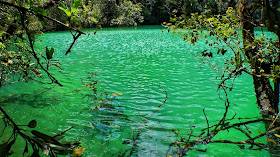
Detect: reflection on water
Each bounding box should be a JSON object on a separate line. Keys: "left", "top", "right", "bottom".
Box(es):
{"left": 0, "top": 26, "right": 268, "bottom": 156}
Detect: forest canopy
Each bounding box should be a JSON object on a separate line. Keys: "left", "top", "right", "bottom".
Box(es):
{"left": 1, "top": 0, "right": 241, "bottom": 32}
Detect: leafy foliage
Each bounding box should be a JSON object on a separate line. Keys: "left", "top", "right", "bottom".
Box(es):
{"left": 0, "top": 108, "right": 82, "bottom": 156}
{"left": 166, "top": 2, "right": 280, "bottom": 114}
{"left": 110, "top": 0, "right": 144, "bottom": 27}
{"left": 0, "top": 1, "right": 85, "bottom": 156}
{"left": 75, "top": 0, "right": 100, "bottom": 28}
{"left": 165, "top": 0, "right": 280, "bottom": 155}
{"left": 58, "top": 0, "right": 82, "bottom": 27}
{"left": 0, "top": 43, "right": 42, "bottom": 86}
{"left": 167, "top": 112, "right": 280, "bottom": 156}
{"left": 0, "top": 0, "right": 86, "bottom": 86}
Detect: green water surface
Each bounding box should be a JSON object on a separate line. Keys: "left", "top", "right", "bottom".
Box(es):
{"left": 1, "top": 26, "right": 269, "bottom": 156}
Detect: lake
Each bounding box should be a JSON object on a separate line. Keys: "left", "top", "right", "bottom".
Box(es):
{"left": 0, "top": 26, "right": 268, "bottom": 156}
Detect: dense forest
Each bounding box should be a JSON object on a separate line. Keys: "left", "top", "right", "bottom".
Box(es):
{"left": 1, "top": 0, "right": 280, "bottom": 156}
{"left": 1, "top": 0, "right": 242, "bottom": 32}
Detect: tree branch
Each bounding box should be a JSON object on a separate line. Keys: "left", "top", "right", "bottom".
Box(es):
{"left": 203, "top": 108, "right": 210, "bottom": 137}
{"left": 0, "top": 1, "right": 85, "bottom": 35}
{"left": 128, "top": 85, "right": 168, "bottom": 156}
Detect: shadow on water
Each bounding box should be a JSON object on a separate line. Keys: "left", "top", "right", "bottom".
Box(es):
{"left": 0, "top": 88, "right": 63, "bottom": 108}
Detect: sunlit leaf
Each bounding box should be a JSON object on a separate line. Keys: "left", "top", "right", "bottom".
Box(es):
{"left": 73, "top": 147, "right": 85, "bottom": 157}
{"left": 112, "top": 93, "right": 122, "bottom": 96}
{"left": 7, "top": 60, "right": 13, "bottom": 64}
{"left": 72, "top": 0, "right": 81, "bottom": 13}
{"left": 58, "top": 7, "right": 71, "bottom": 17}
{"left": 265, "top": 138, "right": 277, "bottom": 144}
{"left": 274, "top": 134, "right": 280, "bottom": 138}
{"left": 0, "top": 42, "right": 6, "bottom": 48}
{"left": 28, "top": 0, "right": 33, "bottom": 6}
{"left": 59, "top": 2, "right": 67, "bottom": 9}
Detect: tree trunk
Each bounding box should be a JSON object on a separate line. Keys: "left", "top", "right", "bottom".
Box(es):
{"left": 239, "top": 0, "right": 278, "bottom": 119}
{"left": 252, "top": 76, "right": 277, "bottom": 118}
{"left": 240, "top": 1, "right": 279, "bottom": 154}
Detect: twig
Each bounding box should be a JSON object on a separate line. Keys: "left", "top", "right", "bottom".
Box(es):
{"left": 266, "top": 113, "right": 279, "bottom": 132}
{"left": 220, "top": 118, "right": 273, "bottom": 131}
{"left": 65, "top": 32, "right": 82, "bottom": 55}
{"left": 213, "top": 85, "right": 230, "bottom": 136}
{"left": 233, "top": 127, "right": 251, "bottom": 138}
{"left": 20, "top": 10, "right": 63, "bottom": 86}
{"left": 0, "top": 107, "right": 20, "bottom": 132}
{"left": 203, "top": 108, "right": 210, "bottom": 137}
{"left": 127, "top": 85, "right": 168, "bottom": 156}
{"left": 0, "top": 1, "right": 85, "bottom": 35}
{"left": 53, "top": 126, "right": 74, "bottom": 137}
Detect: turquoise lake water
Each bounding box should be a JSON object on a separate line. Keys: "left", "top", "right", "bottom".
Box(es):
{"left": 0, "top": 26, "right": 269, "bottom": 156}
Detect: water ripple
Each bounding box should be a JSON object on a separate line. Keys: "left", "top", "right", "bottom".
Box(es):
{"left": 0, "top": 26, "right": 268, "bottom": 157}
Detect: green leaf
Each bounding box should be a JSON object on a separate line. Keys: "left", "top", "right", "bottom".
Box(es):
{"left": 58, "top": 7, "right": 71, "bottom": 17}
{"left": 0, "top": 42, "right": 6, "bottom": 48}
{"left": 23, "top": 140, "right": 28, "bottom": 155}
{"left": 31, "top": 130, "right": 62, "bottom": 146}
{"left": 71, "top": 0, "right": 81, "bottom": 13}
{"left": 28, "top": 0, "right": 34, "bottom": 7}
{"left": 32, "top": 7, "right": 47, "bottom": 16}
{"left": 59, "top": 2, "right": 67, "bottom": 10}
{"left": 277, "top": 8, "right": 280, "bottom": 12}
{"left": 28, "top": 119, "right": 37, "bottom": 128}
{"left": 0, "top": 139, "right": 16, "bottom": 156}
{"left": 46, "top": 47, "right": 54, "bottom": 60}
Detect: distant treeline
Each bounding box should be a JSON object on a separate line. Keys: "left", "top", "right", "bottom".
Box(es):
{"left": 0, "top": 0, "right": 273, "bottom": 33}
{"left": 39, "top": 0, "right": 239, "bottom": 31}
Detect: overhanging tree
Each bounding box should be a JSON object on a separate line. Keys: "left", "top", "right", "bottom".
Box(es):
{"left": 165, "top": 0, "right": 280, "bottom": 155}
{"left": 0, "top": 0, "right": 86, "bottom": 156}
